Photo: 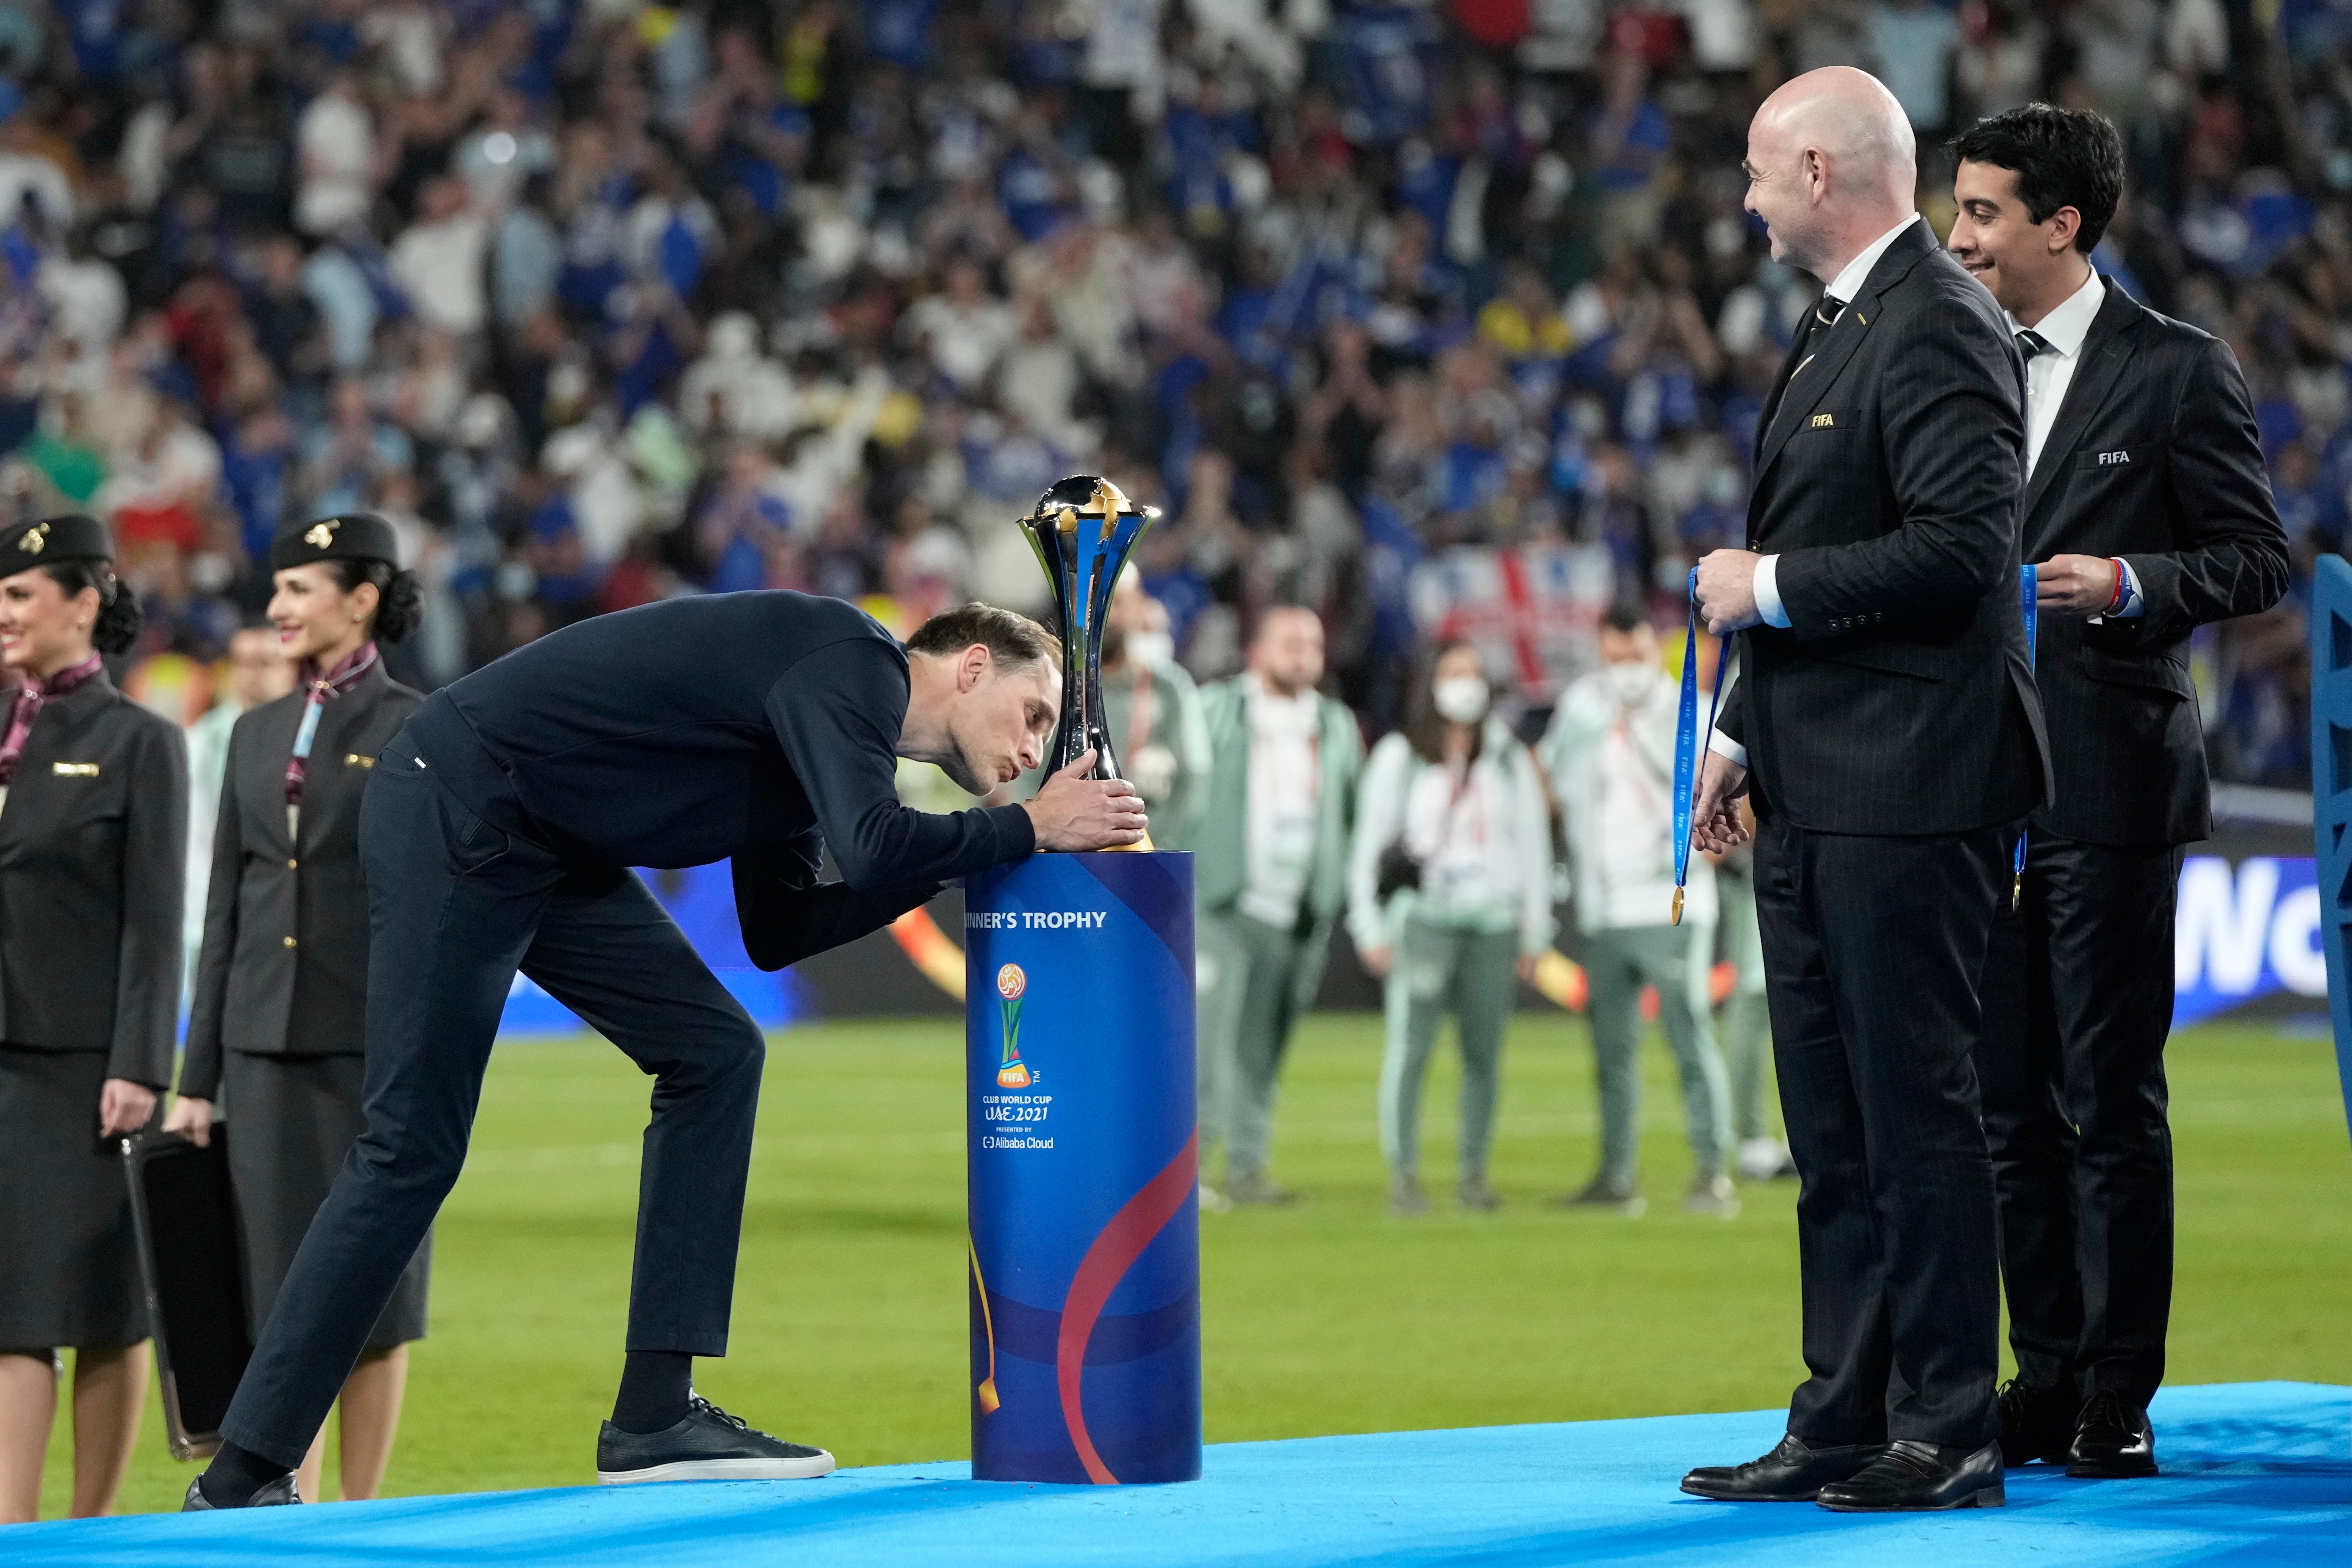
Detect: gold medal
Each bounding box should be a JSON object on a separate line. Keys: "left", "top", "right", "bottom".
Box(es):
{"left": 1671, "top": 886, "right": 1685, "bottom": 926}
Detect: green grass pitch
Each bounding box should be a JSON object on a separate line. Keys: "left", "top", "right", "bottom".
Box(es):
{"left": 39, "top": 1012, "right": 2352, "bottom": 1517}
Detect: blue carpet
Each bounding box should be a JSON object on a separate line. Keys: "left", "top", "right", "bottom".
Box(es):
{"left": 14, "top": 1382, "right": 2347, "bottom": 1565}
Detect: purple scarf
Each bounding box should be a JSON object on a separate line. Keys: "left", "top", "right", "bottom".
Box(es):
{"left": 285, "top": 642, "right": 378, "bottom": 805}
{"left": 0, "top": 652, "right": 104, "bottom": 785}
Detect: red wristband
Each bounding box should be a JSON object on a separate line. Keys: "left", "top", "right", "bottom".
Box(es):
{"left": 2104, "top": 558, "right": 2125, "bottom": 614}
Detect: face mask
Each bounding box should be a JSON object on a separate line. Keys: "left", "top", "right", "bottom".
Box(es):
{"left": 1605, "top": 661, "right": 1655, "bottom": 705}
{"left": 1127, "top": 630, "right": 1175, "bottom": 669}
{"left": 1432, "top": 675, "right": 1490, "bottom": 725}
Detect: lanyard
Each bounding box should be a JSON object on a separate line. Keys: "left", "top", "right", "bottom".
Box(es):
{"left": 1671, "top": 567, "right": 1730, "bottom": 926}
{"left": 2013, "top": 562, "right": 2036, "bottom": 908}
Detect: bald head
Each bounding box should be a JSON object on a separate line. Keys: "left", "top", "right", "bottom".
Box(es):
{"left": 1743, "top": 67, "right": 1918, "bottom": 282}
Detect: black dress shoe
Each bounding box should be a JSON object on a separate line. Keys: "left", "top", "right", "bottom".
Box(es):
{"left": 2067, "top": 1391, "right": 2158, "bottom": 1478}
{"left": 1681, "top": 1433, "right": 1887, "bottom": 1501}
{"left": 1816, "top": 1439, "right": 2005, "bottom": 1511}
{"left": 181, "top": 1473, "right": 301, "bottom": 1510}
{"left": 1996, "top": 1376, "right": 2076, "bottom": 1466}
{"left": 597, "top": 1394, "right": 836, "bottom": 1484}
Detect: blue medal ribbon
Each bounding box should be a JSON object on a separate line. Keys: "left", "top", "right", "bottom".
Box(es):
{"left": 1671, "top": 568, "right": 1732, "bottom": 926}
{"left": 2013, "top": 562, "right": 2037, "bottom": 908}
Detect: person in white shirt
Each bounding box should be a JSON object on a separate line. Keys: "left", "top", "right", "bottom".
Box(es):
{"left": 1540, "top": 605, "right": 1737, "bottom": 1218}
{"left": 1350, "top": 643, "right": 1550, "bottom": 1216}
{"left": 1193, "top": 609, "right": 1364, "bottom": 1207}
{"left": 388, "top": 177, "right": 490, "bottom": 338}
{"left": 294, "top": 72, "right": 378, "bottom": 237}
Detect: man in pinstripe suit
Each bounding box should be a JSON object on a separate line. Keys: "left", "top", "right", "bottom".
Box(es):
{"left": 1676, "top": 67, "right": 2051, "bottom": 1513}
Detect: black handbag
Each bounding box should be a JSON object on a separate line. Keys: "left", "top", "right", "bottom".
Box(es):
{"left": 122, "top": 1129, "right": 251, "bottom": 1460}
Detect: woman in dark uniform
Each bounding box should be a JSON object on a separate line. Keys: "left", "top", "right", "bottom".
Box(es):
{"left": 166, "top": 514, "right": 427, "bottom": 1506}
{"left": 0, "top": 515, "right": 184, "bottom": 1523}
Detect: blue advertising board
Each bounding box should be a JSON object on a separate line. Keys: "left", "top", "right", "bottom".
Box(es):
{"left": 962, "top": 851, "right": 1201, "bottom": 1485}
{"left": 2173, "top": 854, "right": 2328, "bottom": 1027}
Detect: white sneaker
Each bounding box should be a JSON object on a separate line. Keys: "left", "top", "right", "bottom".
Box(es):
{"left": 1737, "top": 1138, "right": 1797, "bottom": 1182}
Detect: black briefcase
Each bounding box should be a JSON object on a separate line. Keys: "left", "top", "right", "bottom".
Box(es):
{"left": 122, "top": 1129, "right": 251, "bottom": 1460}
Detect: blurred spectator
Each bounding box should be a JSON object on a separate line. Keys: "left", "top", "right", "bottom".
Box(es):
{"left": 1350, "top": 640, "right": 1551, "bottom": 1216}
{"left": 1194, "top": 607, "right": 1363, "bottom": 1209}
{"left": 390, "top": 176, "right": 489, "bottom": 336}
{"left": 182, "top": 623, "right": 294, "bottom": 991}
{"left": 1540, "top": 604, "right": 1735, "bottom": 1216}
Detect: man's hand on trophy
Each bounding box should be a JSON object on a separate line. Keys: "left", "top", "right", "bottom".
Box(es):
{"left": 1023, "top": 750, "right": 1150, "bottom": 851}
{"left": 1690, "top": 757, "right": 1752, "bottom": 852}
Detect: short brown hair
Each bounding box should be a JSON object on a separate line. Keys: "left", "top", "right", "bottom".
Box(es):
{"left": 906, "top": 603, "right": 1062, "bottom": 672}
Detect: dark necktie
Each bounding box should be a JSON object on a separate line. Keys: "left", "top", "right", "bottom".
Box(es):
{"left": 2016, "top": 329, "right": 2051, "bottom": 362}
{"left": 1763, "top": 293, "right": 1848, "bottom": 435}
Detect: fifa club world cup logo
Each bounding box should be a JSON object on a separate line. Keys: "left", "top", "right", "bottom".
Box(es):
{"left": 995, "top": 964, "right": 1031, "bottom": 1089}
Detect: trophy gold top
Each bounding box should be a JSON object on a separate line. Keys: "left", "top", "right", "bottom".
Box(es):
{"left": 1026, "top": 474, "right": 1157, "bottom": 528}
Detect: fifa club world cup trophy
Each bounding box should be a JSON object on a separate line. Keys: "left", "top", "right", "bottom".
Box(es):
{"left": 972, "top": 472, "right": 1200, "bottom": 1487}
{"left": 1018, "top": 475, "right": 1160, "bottom": 846}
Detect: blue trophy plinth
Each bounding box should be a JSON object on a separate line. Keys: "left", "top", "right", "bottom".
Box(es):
{"left": 964, "top": 850, "right": 1201, "bottom": 1485}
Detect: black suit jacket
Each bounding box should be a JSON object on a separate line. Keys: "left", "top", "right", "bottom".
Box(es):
{"left": 1719, "top": 220, "right": 2052, "bottom": 835}
{"left": 0, "top": 670, "right": 187, "bottom": 1085}
{"left": 181, "top": 662, "right": 421, "bottom": 1098}
{"left": 2019, "top": 283, "right": 2290, "bottom": 845}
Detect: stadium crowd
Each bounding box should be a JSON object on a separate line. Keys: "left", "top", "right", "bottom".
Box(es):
{"left": 0, "top": 0, "right": 2332, "bottom": 786}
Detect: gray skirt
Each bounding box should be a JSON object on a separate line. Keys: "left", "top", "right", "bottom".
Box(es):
{"left": 223, "top": 1051, "right": 430, "bottom": 1348}
{"left": 0, "top": 1047, "right": 153, "bottom": 1350}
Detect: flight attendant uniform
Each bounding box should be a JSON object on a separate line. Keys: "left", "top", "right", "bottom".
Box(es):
{"left": 181, "top": 523, "right": 430, "bottom": 1350}
{"left": 0, "top": 515, "right": 188, "bottom": 1356}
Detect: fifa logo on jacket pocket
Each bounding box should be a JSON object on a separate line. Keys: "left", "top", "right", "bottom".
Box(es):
{"left": 2098, "top": 450, "right": 2131, "bottom": 465}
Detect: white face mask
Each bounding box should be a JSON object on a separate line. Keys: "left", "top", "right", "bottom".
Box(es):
{"left": 1432, "top": 674, "right": 1490, "bottom": 725}
{"left": 1605, "top": 660, "right": 1655, "bottom": 705}
{"left": 1126, "top": 630, "right": 1176, "bottom": 670}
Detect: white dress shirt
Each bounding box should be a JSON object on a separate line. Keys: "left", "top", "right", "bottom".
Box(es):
{"left": 1751, "top": 214, "right": 1925, "bottom": 633}
{"left": 2014, "top": 267, "right": 2104, "bottom": 479}
{"left": 2011, "top": 267, "right": 2143, "bottom": 617}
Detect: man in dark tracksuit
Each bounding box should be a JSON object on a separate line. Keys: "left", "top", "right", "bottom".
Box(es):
{"left": 192, "top": 595, "right": 1142, "bottom": 1507}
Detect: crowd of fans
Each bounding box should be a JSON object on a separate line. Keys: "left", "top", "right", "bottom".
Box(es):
{"left": 0, "top": 0, "right": 2339, "bottom": 785}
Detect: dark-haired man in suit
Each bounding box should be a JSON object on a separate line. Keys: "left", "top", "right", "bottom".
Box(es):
{"left": 1678, "top": 66, "right": 2049, "bottom": 1513}
{"left": 1947, "top": 103, "right": 2289, "bottom": 1479}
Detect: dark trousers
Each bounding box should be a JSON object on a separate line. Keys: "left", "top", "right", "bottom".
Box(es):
{"left": 220, "top": 744, "right": 768, "bottom": 1466}
{"left": 1754, "top": 812, "right": 2011, "bottom": 1447}
{"left": 1975, "top": 834, "right": 2181, "bottom": 1412}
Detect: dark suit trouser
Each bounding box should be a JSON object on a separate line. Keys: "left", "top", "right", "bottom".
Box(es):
{"left": 220, "top": 747, "right": 767, "bottom": 1465}
{"left": 1975, "top": 835, "right": 2181, "bottom": 1413}
{"left": 1755, "top": 812, "right": 2011, "bottom": 1447}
